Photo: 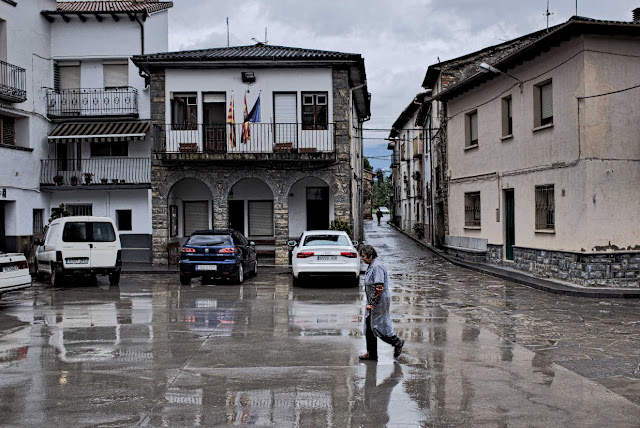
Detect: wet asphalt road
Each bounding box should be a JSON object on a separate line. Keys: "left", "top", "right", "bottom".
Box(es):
{"left": 0, "top": 218, "right": 639, "bottom": 427}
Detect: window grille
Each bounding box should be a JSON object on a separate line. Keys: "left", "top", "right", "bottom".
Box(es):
{"left": 33, "top": 209, "right": 44, "bottom": 234}
{"left": 464, "top": 192, "right": 481, "bottom": 227}
{"left": 535, "top": 185, "right": 555, "bottom": 229}
{"left": 67, "top": 204, "right": 93, "bottom": 216}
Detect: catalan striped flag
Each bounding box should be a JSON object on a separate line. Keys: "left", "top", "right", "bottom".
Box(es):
{"left": 227, "top": 94, "right": 236, "bottom": 148}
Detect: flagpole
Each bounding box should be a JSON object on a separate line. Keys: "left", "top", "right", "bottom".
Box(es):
{"left": 226, "top": 17, "right": 230, "bottom": 47}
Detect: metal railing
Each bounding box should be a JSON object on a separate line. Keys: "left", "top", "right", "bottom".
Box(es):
{"left": 41, "top": 158, "right": 150, "bottom": 186}
{"left": 46, "top": 87, "right": 138, "bottom": 118}
{"left": 0, "top": 60, "right": 27, "bottom": 103}
{"left": 153, "top": 122, "right": 334, "bottom": 154}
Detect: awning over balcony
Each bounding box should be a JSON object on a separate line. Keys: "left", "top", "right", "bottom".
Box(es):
{"left": 47, "top": 121, "right": 150, "bottom": 143}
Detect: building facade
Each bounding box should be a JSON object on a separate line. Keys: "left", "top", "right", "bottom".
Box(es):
{"left": 0, "top": 1, "right": 172, "bottom": 261}
{"left": 437, "top": 16, "right": 640, "bottom": 287}
{"left": 132, "top": 45, "right": 370, "bottom": 265}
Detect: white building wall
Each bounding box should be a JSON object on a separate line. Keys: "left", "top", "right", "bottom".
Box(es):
{"left": 0, "top": 0, "right": 55, "bottom": 242}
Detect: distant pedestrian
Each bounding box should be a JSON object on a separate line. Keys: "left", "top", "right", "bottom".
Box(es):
{"left": 376, "top": 208, "right": 383, "bottom": 225}
{"left": 358, "top": 244, "right": 404, "bottom": 361}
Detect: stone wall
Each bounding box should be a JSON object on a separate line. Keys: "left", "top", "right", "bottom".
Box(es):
{"left": 512, "top": 247, "right": 640, "bottom": 288}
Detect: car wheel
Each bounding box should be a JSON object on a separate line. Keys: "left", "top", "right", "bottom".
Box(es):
{"left": 252, "top": 260, "right": 258, "bottom": 276}
{"left": 89, "top": 274, "right": 98, "bottom": 286}
{"left": 109, "top": 272, "right": 120, "bottom": 286}
{"left": 292, "top": 274, "right": 302, "bottom": 287}
{"left": 50, "top": 263, "right": 64, "bottom": 287}
{"left": 234, "top": 264, "right": 244, "bottom": 284}
{"left": 180, "top": 274, "right": 191, "bottom": 285}
{"left": 34, "top": 260, "right": 44, "bottom": 281}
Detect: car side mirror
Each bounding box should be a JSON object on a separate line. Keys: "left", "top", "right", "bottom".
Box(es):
{"left": 249, "top": 241, "right": 255, "bottom": 247}
{"left": 33, "top": 238, "right": 43, "bottom": 246}
{"left": 287, "top": 240, "right": 297, "bottom": 247}
{"left": 352, "top": 241, "right": 359, "bottom": 247}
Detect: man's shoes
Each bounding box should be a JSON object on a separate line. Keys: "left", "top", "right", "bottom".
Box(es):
{"left": 393, "top": 339, "right": 404, "bottom": 359}
{"left": 358, "top": 353, "right": 378, "bottom": 361}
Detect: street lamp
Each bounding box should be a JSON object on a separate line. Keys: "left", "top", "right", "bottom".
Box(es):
{"left": 478, "top": 62, "right": 523, "bottom": 92}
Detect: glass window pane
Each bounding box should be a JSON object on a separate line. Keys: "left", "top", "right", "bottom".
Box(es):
{"left": 92, "top": 222, "right": 116, "bottom": 242}
{"left": 63, "top": 222, "right": 88, "bottom": 242}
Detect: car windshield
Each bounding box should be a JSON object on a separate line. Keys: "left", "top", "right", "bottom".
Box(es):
{"left": 303, "top": 234, "right": 350, "bottom": 246}
{"left": 187, "top": 235, "right": 232, "bottom": 246}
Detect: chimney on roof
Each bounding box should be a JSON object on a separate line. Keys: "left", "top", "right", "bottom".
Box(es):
{"left": 634, "top": 8, "right": 640, "bottom": 23}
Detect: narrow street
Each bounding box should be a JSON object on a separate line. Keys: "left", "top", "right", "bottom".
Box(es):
{"left": 0, "top": 217, "right": 639, "bottom": 426}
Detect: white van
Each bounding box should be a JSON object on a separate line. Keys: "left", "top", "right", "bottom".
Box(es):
{"left": 34, "top": 216, "right": 122, "bottom": 286}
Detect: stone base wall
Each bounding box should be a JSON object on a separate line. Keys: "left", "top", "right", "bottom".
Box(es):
{"left": 444, "top": 247, "right": 487, "bottom": 263}
{"left": 486, "top": 244, "right": 503, "bottom": 264}
{"left": 511, "top": 247, "right": 640, "bottom": 288}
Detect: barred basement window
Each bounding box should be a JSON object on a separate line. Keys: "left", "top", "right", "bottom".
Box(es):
{"left": 464, "top": 192, "right": 481, "bottom": 227}
{"left": 535, "top": 185, "right": 555, "bottom": 230}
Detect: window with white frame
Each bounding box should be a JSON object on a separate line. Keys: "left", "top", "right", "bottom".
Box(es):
{"left": 301, "top": 92, "right": 328, "bottom": 130}
{"left": 502, "top": 96, "right": 513, "bottom": 137}
{"left": 171, "top": 92, "right": 197, "bottom": 130}
{"left": 464, "top": 192, "right": 481, "bottom": 227}
{"left": 466, "top": 111, "right": 478, "bottom": 147}
{"left": 535, "top": 185, "right": 555, "bottom": 230}
{"left": 534, "top": 80, "right": 553, "bottom": 127}
{"left": 91, "top": 141, "right": 128, "bottom": 157}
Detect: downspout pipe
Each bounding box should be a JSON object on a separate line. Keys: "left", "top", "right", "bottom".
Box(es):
{"left": 133, "top": 12, "right": 150, "bottom": 86}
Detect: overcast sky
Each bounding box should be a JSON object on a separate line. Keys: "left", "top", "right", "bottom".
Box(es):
{"left": 167, "top": 0, "right": 638, "bottom": 171}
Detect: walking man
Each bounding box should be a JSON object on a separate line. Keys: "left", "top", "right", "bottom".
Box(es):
{"left": 376, "top": 208, "right": 383, "bottom": 226}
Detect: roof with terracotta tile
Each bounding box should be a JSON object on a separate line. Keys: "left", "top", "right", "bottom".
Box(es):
{"left": 45, "top": 1, "right": 173, "bottom": 14}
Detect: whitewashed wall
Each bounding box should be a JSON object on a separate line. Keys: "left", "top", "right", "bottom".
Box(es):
{"left": 288, "top": 177, "right": 335, "bottom": 238}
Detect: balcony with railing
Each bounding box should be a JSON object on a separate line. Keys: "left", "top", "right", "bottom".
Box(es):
{"left": 40, "top": 158, "right": 150, "bottom": 187}
{"left": 0, "top": 60, "right": 27, "bottom": 103}
{"left": 153, "top": 123, "right": 335, "bottom": 162}
{"left": 46, "top": 87, "right": 138, "bottom": 119}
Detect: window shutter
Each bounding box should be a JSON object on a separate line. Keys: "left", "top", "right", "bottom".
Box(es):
{"left": 184, "top": 202, "right": 209, "bottom": 236}
{"left": 248, "top": 201, "right": 274, "bottom": 236}
{"left": 59, "top": 65, "right": 80, "bottom": 90}
{"left": 470, "top": 112, "right": 478, "bottom": 142}
{"left": 53, "top": 63, "right": 60, "bottom": 92}
{"left": 274, "top": 93, "right": 297, "bottom": 144}
{"left": 104, "top": 64, "right": 128, "bottom": 87}
{"left": 541, "top": 83, "right": 553, "bottom": 120}
{"left": 203, "top": 93, "right": 225, "bottom": 103}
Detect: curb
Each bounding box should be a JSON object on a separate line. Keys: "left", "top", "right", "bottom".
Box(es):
{"left": 387, "top": 222, "right": 640, "bottom": 299}
{"left": 122, "top": 265, "right": 290, "bottom": 275}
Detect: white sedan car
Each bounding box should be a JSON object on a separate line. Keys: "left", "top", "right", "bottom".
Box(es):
{"left": 0, "top": 252, "right": 32, "bottom": 297}
{"left": 289, "top": 230, "right": 360, "bottom": 287}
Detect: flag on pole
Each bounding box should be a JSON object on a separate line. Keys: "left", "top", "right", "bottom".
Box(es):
{"left": 242, "top": 92, "right": 250, "bottom": 144}
{"left": 247, "top": 94, "right": 261, "bottom": 123}
{"left": 227, "top": 93, "right": 236, "bottom": 148}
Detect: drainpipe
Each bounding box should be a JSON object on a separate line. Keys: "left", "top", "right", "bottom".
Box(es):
{"left": 133, "top": 12, "right": 150, "bottom": 86}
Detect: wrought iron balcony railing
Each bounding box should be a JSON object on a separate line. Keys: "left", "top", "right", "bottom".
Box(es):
{"left": 46, "top": 87, "right": 138, "bottom": 118}
{"left": 0, "top": 60, "right": 27, "bottom": 103}
{"left": 153, "top": 122, "right": 335, "bottom": 155}
{"left": 41, "top": 158, "right": 150, "bottom": 186}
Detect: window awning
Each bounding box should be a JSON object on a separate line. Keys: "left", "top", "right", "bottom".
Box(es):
{"left": 48, "top": 121, "right": 150, "bottom": 143}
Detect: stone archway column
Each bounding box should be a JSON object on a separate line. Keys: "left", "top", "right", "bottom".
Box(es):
{"left": 274, "top": 197, "right": 289, "bottom": 265}
{"left": 213, "top": 199, "right": 228, "bottom": 229}
{"left": 152, "top": 190, "right": 168, "bottom": 265}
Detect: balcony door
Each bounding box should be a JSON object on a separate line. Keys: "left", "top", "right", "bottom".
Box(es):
{"left": 56, "top": 142, "right": 81, "bottom": 172}
{"left": 273, "top": 92, "right": 297, "bottom": 149}
{"left": 203, "top": 93, "right": 226, "bottom": 152}
{"left": 57, "top": 62, "right": 81, "bottom": 116}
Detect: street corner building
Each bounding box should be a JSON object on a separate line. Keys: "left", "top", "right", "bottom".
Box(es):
{"left": 131, "top": 44, "right": 371, "bottom": 265}
{"left": 390, "top": 12, "right": 640, "bottom": 287}
{"left": 0, "top": 0, "right": 173, "bottom": 262}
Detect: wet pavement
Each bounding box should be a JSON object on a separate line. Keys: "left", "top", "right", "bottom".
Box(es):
{"left": 0, "top": 219, "right": 639, "bottom": 426}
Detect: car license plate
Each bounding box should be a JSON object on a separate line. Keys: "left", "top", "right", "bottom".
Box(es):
{"left": 66, "top": 258, "right": 89, "bottom": 265}
{"left": 3, "top": 265, "right": 18, "bottom": 272}
{"left": 317, "top": 255, "right": 336, "bottom": 261}
{"left": 196, "top": 265, "right": 217, "bottom": 271}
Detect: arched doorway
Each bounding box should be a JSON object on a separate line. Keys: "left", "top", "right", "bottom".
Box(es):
{"left": 228, "top": 178, "right": 274, "bottom": 240}
{"left": 167, "top": 178, "right": 214, "bottom": 243}
{"left": 288, "top": 177, "right": 334, "bottom": 238}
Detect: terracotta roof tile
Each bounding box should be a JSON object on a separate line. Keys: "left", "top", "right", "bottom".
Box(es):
{"left": 49, "top": 1, "right": 173, "bottom": 14}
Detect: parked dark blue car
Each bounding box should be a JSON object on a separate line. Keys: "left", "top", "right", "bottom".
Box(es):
{"left": 179, "top": 229, "right": 257, "bottom": 285}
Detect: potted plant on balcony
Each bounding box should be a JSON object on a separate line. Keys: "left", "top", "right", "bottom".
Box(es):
{"left": 100, "top": 177, "right": 109, "bottom": 184}
{"left": 111, "top": 178, "right": 118, "bottom": 184}
{"left": 119, "top": 179, "right": 126, "bottom": 184}
{"left": 53, "top": 175, "right": 64, "bottom": 186}
{"left": 70, "top": 175, "right": 79, "bottom": 186}
{"left": 83, "top": 172, "right": 93, "bottom": 185}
